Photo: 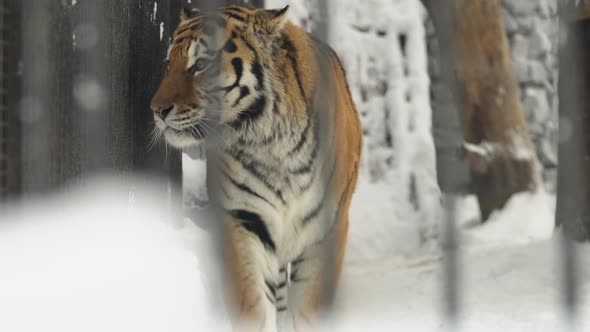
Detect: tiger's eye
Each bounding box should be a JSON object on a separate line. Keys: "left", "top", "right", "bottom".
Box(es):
{"left": 195, "top": 59, "right": 208, "bottom": 71}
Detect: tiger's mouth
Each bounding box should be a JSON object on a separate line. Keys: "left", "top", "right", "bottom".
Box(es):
{"left": 166, "top": 126, "right": 207, "bottom": 140}
{"left": 155, "top": 116, "right": 208, "bottom": 149}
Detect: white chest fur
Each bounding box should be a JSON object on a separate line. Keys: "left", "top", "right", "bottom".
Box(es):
{"left": 217, "top": 143, "right": 332, "bottom": 265}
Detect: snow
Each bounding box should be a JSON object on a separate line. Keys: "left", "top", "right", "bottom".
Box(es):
{"left": 0, "top": 177, "right": 228, "bottom": 332}
{"left": 335, "top": 237, "right": 590, "bottom": 332}
{"left": 463, "top": 190, "right": 556, "bottom": 247}
{"left": 463, "top": 142, "right": 496, "bottom": 160}
{"left": 1, "top": 177, "right": 589, "bottom": 331}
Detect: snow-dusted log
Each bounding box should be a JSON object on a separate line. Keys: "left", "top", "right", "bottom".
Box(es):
{"left": 424, "top": 0, "right": 539, "bottom": 221}
{"left": 461, "top": 142, "right": 501, "bottom": 174}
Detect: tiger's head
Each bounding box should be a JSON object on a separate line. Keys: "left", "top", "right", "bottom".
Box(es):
{"left": 150, "top": 5, "right": 290, "bottom": 149}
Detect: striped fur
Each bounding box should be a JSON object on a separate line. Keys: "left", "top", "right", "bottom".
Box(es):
{"left": 151, "top": 5, "right": 362, "bottom": 331}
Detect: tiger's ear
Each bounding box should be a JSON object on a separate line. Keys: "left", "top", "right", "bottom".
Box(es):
{"left": 181, "top": 7, "right": 201, "bottom": 21}
{"left": 253, "top": 6, "right": 290, "bottom": 34}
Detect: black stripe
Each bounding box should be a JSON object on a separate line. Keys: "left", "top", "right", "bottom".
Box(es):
{"left": 289, "top": 269, "right": 298, "bottom": 282}
{"left": 265, "top": 280, "right": 276, "bottom": 297}
{"left": 302, "top": 159, "right": 338, "bottom": 225}
{"left": 338, "top": 169, "right": 356, "bottom": 212}
{"left": 228, "top": 149, "right": 286, "bottom": 204}
{"left": 328, "top": 44, "right": 360, "bottom": 118}
{"left": 241, "top": 35, "right": 256, "bottom": 53}
{"left": 206, "top": 57, "right": 243, "bottom": 95}
{"left": 221, "top": 169, "right": 274, "bottom": 208}
{"left": 238, "top": 36, "right": 267, "bottom": 95}
{"left": 190, "top": 22, "right": 204, "bottom": 31}
{"left": 228, "top": 95, "right": 266, "bottom": 130}
{"left": 224, "top": 6, "right": 248, "bottom": 14}
{"left": 289, "top": 137, "right": 319, "bottom": 175}
{"left": 302, "top": 201, "right": 323, "bottom": 224}
{"left": 292, "top": 256, "right": 305, "bottom": 266}
{"left": 298, "top": 170, "right": 316, "bottom": 193}
{"left": 233, "top": 86, "right": 250, "bottom": 107}
{"left": 228, "top": 210, "right": 276, "bottom": 252}
{"left": 231, "top": 58, "right": 244, "bottom": 83}
{"left": 288, "top": 110, "right": 312, "bottom": 156}
{"left": 277, "top": 307, "right": 288, "bottom": 312}
{"left": 321, "top": 167, "right": 357, "bottom": 239}
{"left": 223, "top": 12, "right": 246, "bottom": 22}
{"left": 176, "top": 23, "right": 199, "bottom": 35}
{"left": 224, "top": 39, "right": 237, "bottom": 53}
{"left": 265, "top": 292, "right": 276, "bottom": 305}
{"left": 251, "top": 60, "right": 265, "bottom": 91}
{"left": 272, "top": 95, "right": 281, "bottom": 115}
{"left": 281, "top": 37, "right": 306, "bottom": 100}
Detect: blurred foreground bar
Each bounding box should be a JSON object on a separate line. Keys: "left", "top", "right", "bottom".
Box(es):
{"left": 420, "top": 0, "right": 462, "bottom": 327}
{"left": 2, "top": 0, "right": 183, "bottom": 201}
{"left": 556, "top": 0, "right": 590, "bottom": 326}
{"left": 0, "top": 0, "right": 20, "bottom": 199}
{"left": 556, "top": 1, "right": 590, "bottom": 242}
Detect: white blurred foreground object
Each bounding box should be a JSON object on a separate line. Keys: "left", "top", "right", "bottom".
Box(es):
{"left": 0, "top": 177, "right": 227, "bottom": 332}
{"left": 1, "top": 178, "right": 589, "bottom": 332}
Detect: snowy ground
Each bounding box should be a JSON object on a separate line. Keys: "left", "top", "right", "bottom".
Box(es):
{"left": 1, "top": 176, "right": 589, "bottom": 331}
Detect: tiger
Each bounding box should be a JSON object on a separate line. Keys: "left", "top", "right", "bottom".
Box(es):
{"left": 150, "top": 5, "right": 362, "bottom": 331}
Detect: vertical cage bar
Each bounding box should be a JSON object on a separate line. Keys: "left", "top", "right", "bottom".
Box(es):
{"left": 421, "top": 0, "right": 462, "bottom": 327}
{"left": 312, "top": 0, "right": 341, "bottom": 311}
{"left": 0, "top": 0, "right": 8, "bottom": 199}
{"left": 179, "top": 0, "right": 264, "bottom": 321}
{"left": 19, "top": 0, "right": 54, "bottom": 193}
{"left": 1, "top": 0, "right": 22, "bottom": 200}
{"left": 556, "top": 1, "right": 588, "bottom": 328}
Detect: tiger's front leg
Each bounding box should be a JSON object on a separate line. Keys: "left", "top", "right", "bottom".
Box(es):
{"left": 286, "top": 214, "right": 349, "bottom": 331}
{"left": 224, "top": 210, "right": 281, "bottom": 332}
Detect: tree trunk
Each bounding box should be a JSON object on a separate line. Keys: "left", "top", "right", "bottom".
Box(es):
{"left": 556, "top": 1, "right": 590, "bottom": 242}
{"left": 424, "top": 0, "right": 539, "bottom": 221}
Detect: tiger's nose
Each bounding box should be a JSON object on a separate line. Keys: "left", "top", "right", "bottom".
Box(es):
{"left": 151, "top": 104, "right": 174, "bottom": 120}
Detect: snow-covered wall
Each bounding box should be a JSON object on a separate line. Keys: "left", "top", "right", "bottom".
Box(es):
{"left": 504, "top": 0, "right": 559, "bottom": 189}
{"left": 429, "top": 0, "right": 560, "bottom": 192}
